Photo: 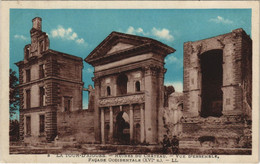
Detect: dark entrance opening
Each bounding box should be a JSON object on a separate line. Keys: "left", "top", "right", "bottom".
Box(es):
{"left": 200, "top": 49, "right": 223, "bottom": 117}
{"left": 115, "top": 111, "right": 130, "bottom": 144}
{"left": 117, "top": 74, "right": 128, "bottom": 95}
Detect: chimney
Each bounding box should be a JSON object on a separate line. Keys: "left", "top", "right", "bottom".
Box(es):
{"left": 32, "top": 17, "right": 42, "bottom": 31}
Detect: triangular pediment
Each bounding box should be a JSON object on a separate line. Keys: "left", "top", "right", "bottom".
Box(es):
{"left": 85, "top": 31, "right": 175, "bottom": 66}
{"left": 107, "top": 42, "right": 135, "bottom": 54}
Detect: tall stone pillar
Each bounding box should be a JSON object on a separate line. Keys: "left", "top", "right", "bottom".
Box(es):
{"left": 101, "top": 108, "right": 105, "bottom": 144}
{"left": 129, "top": 104, "right": 134, "bottom": 143}
{"left": 140, "top": 103, "right": 145, "bottom": 143}
{"left": 158, "top": 68, "right": 166, "bottom": 142}
{"left": 120, "top": 105, "right": 122, "bottom": 111}
{"left": 93, "top": 77, "right": 101, "bottom": 143}
{"left": 144, "top": 65, "right": 159, "bottom": 144}
{"left": 109, "top": 106, "right": 113, "bottom": 143}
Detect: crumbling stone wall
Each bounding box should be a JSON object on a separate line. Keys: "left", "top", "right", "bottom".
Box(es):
{"left": 57, "top": 110, "right": 95, "bottom": 143}
{"left": 162, "top": 92, "right": 184, "bottom": 137}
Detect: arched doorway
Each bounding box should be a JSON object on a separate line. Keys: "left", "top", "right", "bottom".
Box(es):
{"left": 200, "top": 49, "right": 223, "bottom": 117}
{"left": 117, "top": 74, "right": 128, "bottom": 95}
{"left": 115, "top": 111, "right": 130, "bottom": 144}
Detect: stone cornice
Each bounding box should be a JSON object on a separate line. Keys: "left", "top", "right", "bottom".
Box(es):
{"left": 93, "top": 58, "right": 164, "bottom": 79}
{"left": 17, "top": 76, "right": 83, "bottom": 88}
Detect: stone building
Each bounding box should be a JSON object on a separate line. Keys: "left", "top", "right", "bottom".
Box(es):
{"left": 181, "top": 28, "right": 252, "bottom": 153}
{"left": 16, "top": 17, "right": 83, "bottom": 143}
{"left": 85, "top": 32, "right": 175, "bottom": 144}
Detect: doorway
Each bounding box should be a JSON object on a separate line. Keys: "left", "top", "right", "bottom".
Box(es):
{"left": 200, "top": 49, "right": 223, "bottom": 117}
{"left": 115, "top": 111, "right": 130, "bottom": 144}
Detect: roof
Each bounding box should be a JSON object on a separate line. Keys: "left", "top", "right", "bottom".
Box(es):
{"left": 85, "top": 31, "right": 175, "bottom": 66}
{"left": 15, "top": 49, "right": 82, "bottom": 67}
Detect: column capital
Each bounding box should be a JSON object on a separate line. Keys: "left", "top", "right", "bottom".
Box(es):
{"left": 143, "top": 64, "right": 163, "bottom": 76}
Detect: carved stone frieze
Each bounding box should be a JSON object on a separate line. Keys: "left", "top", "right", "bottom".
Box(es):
{"left": 99, "top": 93, "right": 145, "bottom": 107}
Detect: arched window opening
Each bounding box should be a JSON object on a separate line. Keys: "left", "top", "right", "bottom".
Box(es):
{"left": 135, "top": 81, "right": 141, "bottom": 92}
{"left": 107, "top": 86, "right": 111, "bottom": 96}
{"left": 117, "top": 74, "right": 128, "bottom": 95}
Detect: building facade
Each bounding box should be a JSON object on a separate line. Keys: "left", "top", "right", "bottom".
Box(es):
{"left": 85, "top": 32, "right": 175, "bottom": 144}
{"left": 16, "top": 17, "right": 83, "bottom": 143}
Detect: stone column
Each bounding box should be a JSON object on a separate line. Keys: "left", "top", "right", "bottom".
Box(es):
{"left": 144, "top": 65, "right": 159, "bottom": 144}
{"left": 93, "top": 77, "right": 101, "bottom": 143}
{"left": 129, "top": 104, "right": 134, "bottom": 143}
{"left": 101, "top": 108, "right": 105, "bottom": 144}
{"left": 109, "top": 106, "right": 113, "bottom": 143}
{"left": 140, "top": 103, "right": 145, "bottom": 143}
{"left": 120, "top": 105, "right": 122, "bottom": 111}
{"left": 158, "top": 68, "right": 166, "bottom": 142}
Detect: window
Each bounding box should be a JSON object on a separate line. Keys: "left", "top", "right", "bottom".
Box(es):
{"left": 64, "top": 97, "right": 71, "bottom": 112}
{"left": 25, "top": 47, "right": 29, "bottom": 60}
{"left": 39, "top": 40, "right": 44, "bottom": 53}
{"left": 26, "top": 69, "right": 31, "bottom": 82}
{"left": 107, "top": 86, "right": 111, "bottom": 96}
{"left": 226, "top": 98, "right": 230, "bottom": 105}
{"left": 26, "top": 90, "right": 31, "bottom": 109}
{"left": 26, "top": 116, "right": 31, "bottom": 135}
{"left": 39, "top": 115, "right": 45, "bottom": 134}
{"left": 39, "top": 87, "right": 45, "bottom": 107}
{"left": 117, "top": 74, "right": 128, "bottom": 95}
{"left": 135, "top": 81, "right": 141, "bottom": 92}
{"left": 39, "top": 64, "right": 45, "bottom": 78}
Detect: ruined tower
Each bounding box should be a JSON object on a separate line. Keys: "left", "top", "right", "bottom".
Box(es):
{"left": 181, "top": 28, "right": 252, "bottom": 153}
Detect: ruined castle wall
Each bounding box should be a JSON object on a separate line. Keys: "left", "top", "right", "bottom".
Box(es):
{"left": 183, "top": 29, "right": 252, "bottom": 116}
{"left": 57, "top": 82, "right": 83, "bottom": 112}
{"left": 57, "top": 110, "right": 95, "bottom": 143}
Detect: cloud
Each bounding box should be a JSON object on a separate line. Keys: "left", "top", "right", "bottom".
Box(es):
{"left": 126, "top": 26, "right": 148, "bottom": 36}
{"left": 124, "top": 26, "right": 174, "bottom": 42}
{"left": 164, "top": 81, "right": 183, "bottom": 92}
{"left": 50, "top": 25, "right": 86, "bottom": 45}
{"left": 209, "top": 16, "right": 233, "bottom": 24}
{"left": 151, "top": 27, "right": 174, "bottom": 41}
{"left": 165, "top": 55, "right": 182, "bottom": 68}
{"left": 83, "top": 68, "right": 94, "bottom": 74}
{"left": 76, "top": 38, "right": 84, "bottom": 44}
{"left": 14, "top": 35, "right": 28, "bottom": 41}
{"left": 86, "top": 68, "right": 93, "bottom": 73}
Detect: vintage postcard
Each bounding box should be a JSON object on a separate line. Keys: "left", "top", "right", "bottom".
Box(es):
{"left": 0, "top": 1, "right": 259, "bottom": 163}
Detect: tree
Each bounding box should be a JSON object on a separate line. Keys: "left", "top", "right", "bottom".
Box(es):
{"left": 9, "top": 69, "right": 19, "bottom": 118}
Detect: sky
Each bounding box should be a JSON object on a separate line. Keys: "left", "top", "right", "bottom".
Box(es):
{"left": 10, "top": 9, "right": 251, "bottom": 110}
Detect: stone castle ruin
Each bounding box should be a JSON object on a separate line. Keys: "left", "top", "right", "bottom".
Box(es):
{"left": 15, "top": 17, "right": 252, "bottom": 154}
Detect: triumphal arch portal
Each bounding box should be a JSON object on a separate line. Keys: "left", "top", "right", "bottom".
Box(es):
{"left": 85, "top": 32, "right": 175, "bottom": 144}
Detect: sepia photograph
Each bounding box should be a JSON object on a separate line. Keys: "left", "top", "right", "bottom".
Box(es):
{"left": 1, "top": 1, "right": 259, "bottom": 163}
